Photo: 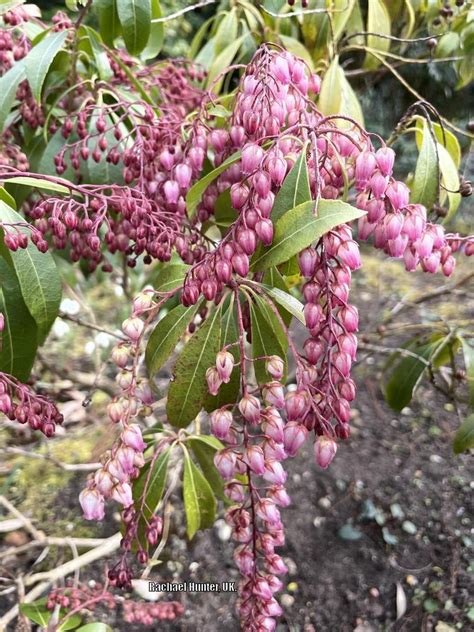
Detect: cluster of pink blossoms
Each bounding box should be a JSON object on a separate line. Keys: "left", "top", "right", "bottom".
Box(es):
{"left": 0, "top": 370, "right": 63, "bottom": 436}
{"left": 47, "top": 582, "right": 184, "bottom": 626}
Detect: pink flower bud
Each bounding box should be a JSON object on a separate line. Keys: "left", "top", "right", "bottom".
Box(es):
{"left": 216, "top": 350, "right": 234, "bottom": 383}
{"left": 94, "top": 469, "right": 114, "bottom": 496}
{"left": 122, "top": 317, "right": 144, "bottom": 342}
{"left": 339, "top": 305, "right": 359, "bottom": 333}
{"left": 388, "top": 234, "right": 409, "bottom": 258}
{"left": 334, "top": 351, "right": 352, "bottom": 377}
{"left": 214, "top": 449, "right": 237, "bottom": 480}
{"left": 230, "top": 182, "right": 249, "bottom": 209}
{"left": 243, "top": 445, "right": 266, "bottom": 475}
{"left": 159, "top": 149, "right": 174, "bottom": 170}
{"left": 111, "top": 482, "right": 133, "bottom": 507}
{"left": 339, "top": 378, "right": 356, "bottom": 401}
{"left": 337, "top": 240, "right": 361, "bottom": 270}
{"left": 285, "top": 390, "right": 309, "bottom": 421}
{"left": 80, "top": 487, "right": 105, "bottom": 520}
{"left": 255, "top": 218, "right": 274, "bottom": 246}
{"left": 267, "top": 155, "right": 287, "bottom": 186}
{"left": 442, "top": 255, "right": 455, "bottom": 276}
{"left": 309, "top": 72, "right": 321, "bottom": 94}
{"left": 304, "top": 302, "right": 323, "bottom": 330}
{"left": 272, "top": 55, "right": 291, "bottom": 84}
{"left": 210, "top": 408, "right": 233, "bottom": 440}
{"left": 232, "top": 253, "right": 250, "bottom": 276}
{"left": 283, "top": 421, "right": 308, "bottom": 456}
{"left": 266, "top": 355, "right": 284, "bottom": 380}
{"left": 314, "top": 436, "right": 337, "bottom": 469}
{"left": 298, "top": 247, "right": 318, "bottom": 277}
{"left": 421, "top": 251, "right": 441, "bottom": 273}
{"left": 201, "top": 279, "right": 218, "bottom": 300}
{"left": 265, "top": 553, "right": 288, "bottom": 575}
{"left": 0, "top": 313, "right": 4, "bottom": 332}
{"left": 175, "top": 163, "right": 192, "bottom": 189}
{"left": 369, "top": 172, "right": 388, "bottom": 199}
{"left": 355, "top": 151, "right": 377, "bottom": 188}
{"left": 340, "top": 333, "right": 358, "bottom": 359}
{"left": 414, "top": 232, "right": 434, "bottom": 258}
{"left": 230, "top": 125, "right": 246, "bottom": 147}
{"left": 111, "top": 345, "right": 130, "bottom": 368}
{"left": 234, "top": 547, "right": 255, "bottom": 576}
{"left": 253, "top": 170, "right": 271, "bottom": 198}
{"left": 237, "top": 228, "right": 257, "bottom": 255}
{"left": 263, "top": 438, "right": 287, "bottom": 461}
{"left": 375, "top": 146, "right": 395, "bottom": 176}
{"left": 215, "top": 259, "right": 232, "bottom": 283}
{"left": 239, "top": 394, "right": 261, "bottom": 423}
{"left": 163, "top": 180, "right": 180, "bottom": 204}
{"left": 241, "top": 143, "right": 264, "bottom": 174}
{"left": 366, "top": 199, "right": 385, "bottom": 223}
{"left": 263, "top": 460, "right": 287, "bottom": 485}
{"left": 262, "top": 382, "right": 285, "bottom": 409}
{"left": 132, "top": 292, "right": 153, "bottom": 315}
{"left": 206, "top": 367, "right": 222, "bottom": 396}
{"left": 116, "top": 446, "right": 136, "bottom": 474}
{"left": 121, "top": 424, "right": 146, "bottom": 452}
{"left": 384, "top": 212, "right": 404, "bottom": 240}
{"left": 404, "top": 247, "right": 419, "bottom": 271}
{"left": 386, "top": 181, "right": 409, "bottom": 211}
{"left": 268, "top": 485, "right": 291, "bottom": 507}
{"left": 225, "top": 481, "right": 246, "bottom": 503}
{"left": 402, "top": 212, "right": 425, "bottom": 242}
{"left": 262, "top": 411, "right": 285, "bottom": 444}
{"left": 256, "top": 499, "right": 281, "bottom": 525}
{"left": 304, "top": 338, "right": 325, "bottom": 365}
{"left": 210, "top": 129, "right": 228, "bottom": 153}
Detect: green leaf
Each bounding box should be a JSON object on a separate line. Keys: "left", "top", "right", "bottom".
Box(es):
{"left": 83, "top": 26, "right": 113, "bottom": 80}
{"left": 145, "top": 303, "right": 198, "bottom": 377}
{"left": 279, "top": 34, "right": 314, "bottom": 68}
{"left": 365, "top": 0, "right": 391, "bottom": 70}
{"left": 460, "top": 337, "right": 474, "bottom": 407}
{"left": 58, "top": 614, "right": 83, "bottom": 631}
{"left": 95, "top": 0, "right": 121, "bottom": 47}
{"left": 132, "top": 448, "right": 170, "bottom": 549}
{"left": 214, "top": 8, "right": 239, "bottom": 55}
{"left": 3, "top": 175, "right": 70, "bottom": 195}
{"left": 186, "top": 151, "right": 241, "bottom": 218}
{"left": 261, "top": 285, "right": 304, "bottom": 325}
{"left": 188, "top": 437, "right": 225, "bottom": 500}
{"left": 0, "top": 203, "right": 61, "bottom": 344}
{"left": 19, "top": 601, "right": 51, "bottom": 626}
{"left": 262, "top": 267, "right": 292, "bottom": 326}
{"left": 205, "top": 296, "right": 240, "bottom": 410}
{"left": 116, "top": 0, "right": 151, "bottom": 55}
{"left": 24, "top": 30, "right": 69, "bottom": 102}
{"left": 0, "top": 61, "right": 26, "bottom": 132}
{"left": 384, "top": 336, "right": 447, "bottom": 411}
{"left": 453, "top": 414, "right": 474, "bottom": 455}
{"left": 206, "top": 35, "right": 246, "bottom": 91}
{"left": 318, "top": 56, "right": 364, "bottom": 127}
{"left": 77, "top": 624, "right": 114, "bottom": 632}
{"left": 271, "top": 147, "right": 311, "bottom": 223}
{"left": 183, "top": 449, "right": 216, "bottom": 539}
{"left": 411, "top": 122, "right": 439, "bottom": 210}
{"left": 250, "top": 294, "right": 287, "bottom": 386}
{"left": 167, "top": 304, "right": 222, "bottom": 428}
{"left": 142, "top": 0, "right": 164, "bottom": 60}
{"left": 437, "top": 144, "right": 461, "bottom": 222}
{"left": 150, "top": 263, "right": 188, "bottom": 292}
{"left": 251, "top": 199, "right": 365, "bottom": 272}
{"left": 82, "top": 112, "right": 124, "bottom": 185}
{"left": 0, "top": 256, "right": 38, "bottom": 381}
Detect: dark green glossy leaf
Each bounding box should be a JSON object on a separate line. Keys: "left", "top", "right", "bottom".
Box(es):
{"left": 250, "top": 295, "right": 287, "bottom": 386}
{"left": 142, "top": 0, "right": 164, "bottom": 60}
{"left": 460, "top": 337, "right": 474, "bottom": 407}
{"left": 0, "top": 203, "right": 61, "bottom": 344}
{"left": 116, "top": 0, "right": 151, "bottom": 55}
{"left": 411, "top": 122, "right": 439, "bottom": 211}
{"left": 150, "top": 263, "right": 188, "bottom": 293}
{"left": 0, "top": 257, "right": 38, "bottom": 381}
{"left": 186, "top": 151, "right": 241, "bottom": 218}
{"left": 145, "top": 303, "right": 198, "bottom": 377}
{"left": 25, "top": 30, "right": 69, "bottom": 102}
{"left": 183, "top": 449, "right": 216, "bottom": 539}
{"left": 167, "top": 305, "right": 222, "bottom": 428}
{"left": 188, "top": 437, "right": 225, "bottom": 500}
{"left": 0, "top": 62, "right": 25, "bottom": 132}
{"left": 251, "top": 199, "right": 365, "bottom": 271}
{"left": 95, "top": 0, "right": 121, "bottom": 47}
{"left": 271, "top": 144, "right": 310, "bottom": 223}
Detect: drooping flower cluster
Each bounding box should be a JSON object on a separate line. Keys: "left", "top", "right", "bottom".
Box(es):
{"left": 47, "top": 582, "right": 184, "bottom": 625}
{"left": 0, "top": 371, "right": 63, "bottom": 436}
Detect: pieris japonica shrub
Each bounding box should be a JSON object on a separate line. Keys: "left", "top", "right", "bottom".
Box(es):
{"left": 0, "top": 1, "right": 473, "bottom": 630}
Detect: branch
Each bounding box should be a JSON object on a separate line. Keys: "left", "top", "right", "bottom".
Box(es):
{"left": 0, "top": 447, "right": 101, "bottom": 471}
{"left": 151, "top": 0, "right": 217, "bottom": 22}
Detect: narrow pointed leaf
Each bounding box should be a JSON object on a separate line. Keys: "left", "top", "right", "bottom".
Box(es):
{"left": 24, "top": 30, "right": 69, "bottom": 102}
{"left": 116, "top": 0, "right": 151, "bottom": 55}
{"left": 250, "top": 295, "right": 287, "bottom": 386}
{"left": 167, "top": 305, "right": 222, "bottom": 427}
{"left": 189, "top": 438, "right": 225, "bottom": 500}
{"left": 183, "top": 450, "right": 216, "bottom": 539}
{"left": 186, "top": 151, "right": 241, "bottom": 217}
{"left": 411, "top": 122, "right": 439, "bottom": 210}
{"left": 453, "top": 414, "right": 474, "bottom": 454}
{"left": 0, "top": 62, "right": 25, "bottom": 132}
{"left": 251, "top": 199, "right": 365, "bottom": 271}
{"left": 95, "top": 0, "right": 121, "bottom": 47}
{"left": 271, "top": 147, "right": 311, "bottom": 223}
{"left": 142, "top": 0, "right": 164, "bottom": 60}
{"left": 145, "top": 303, "right": 198, "bottom": 377}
